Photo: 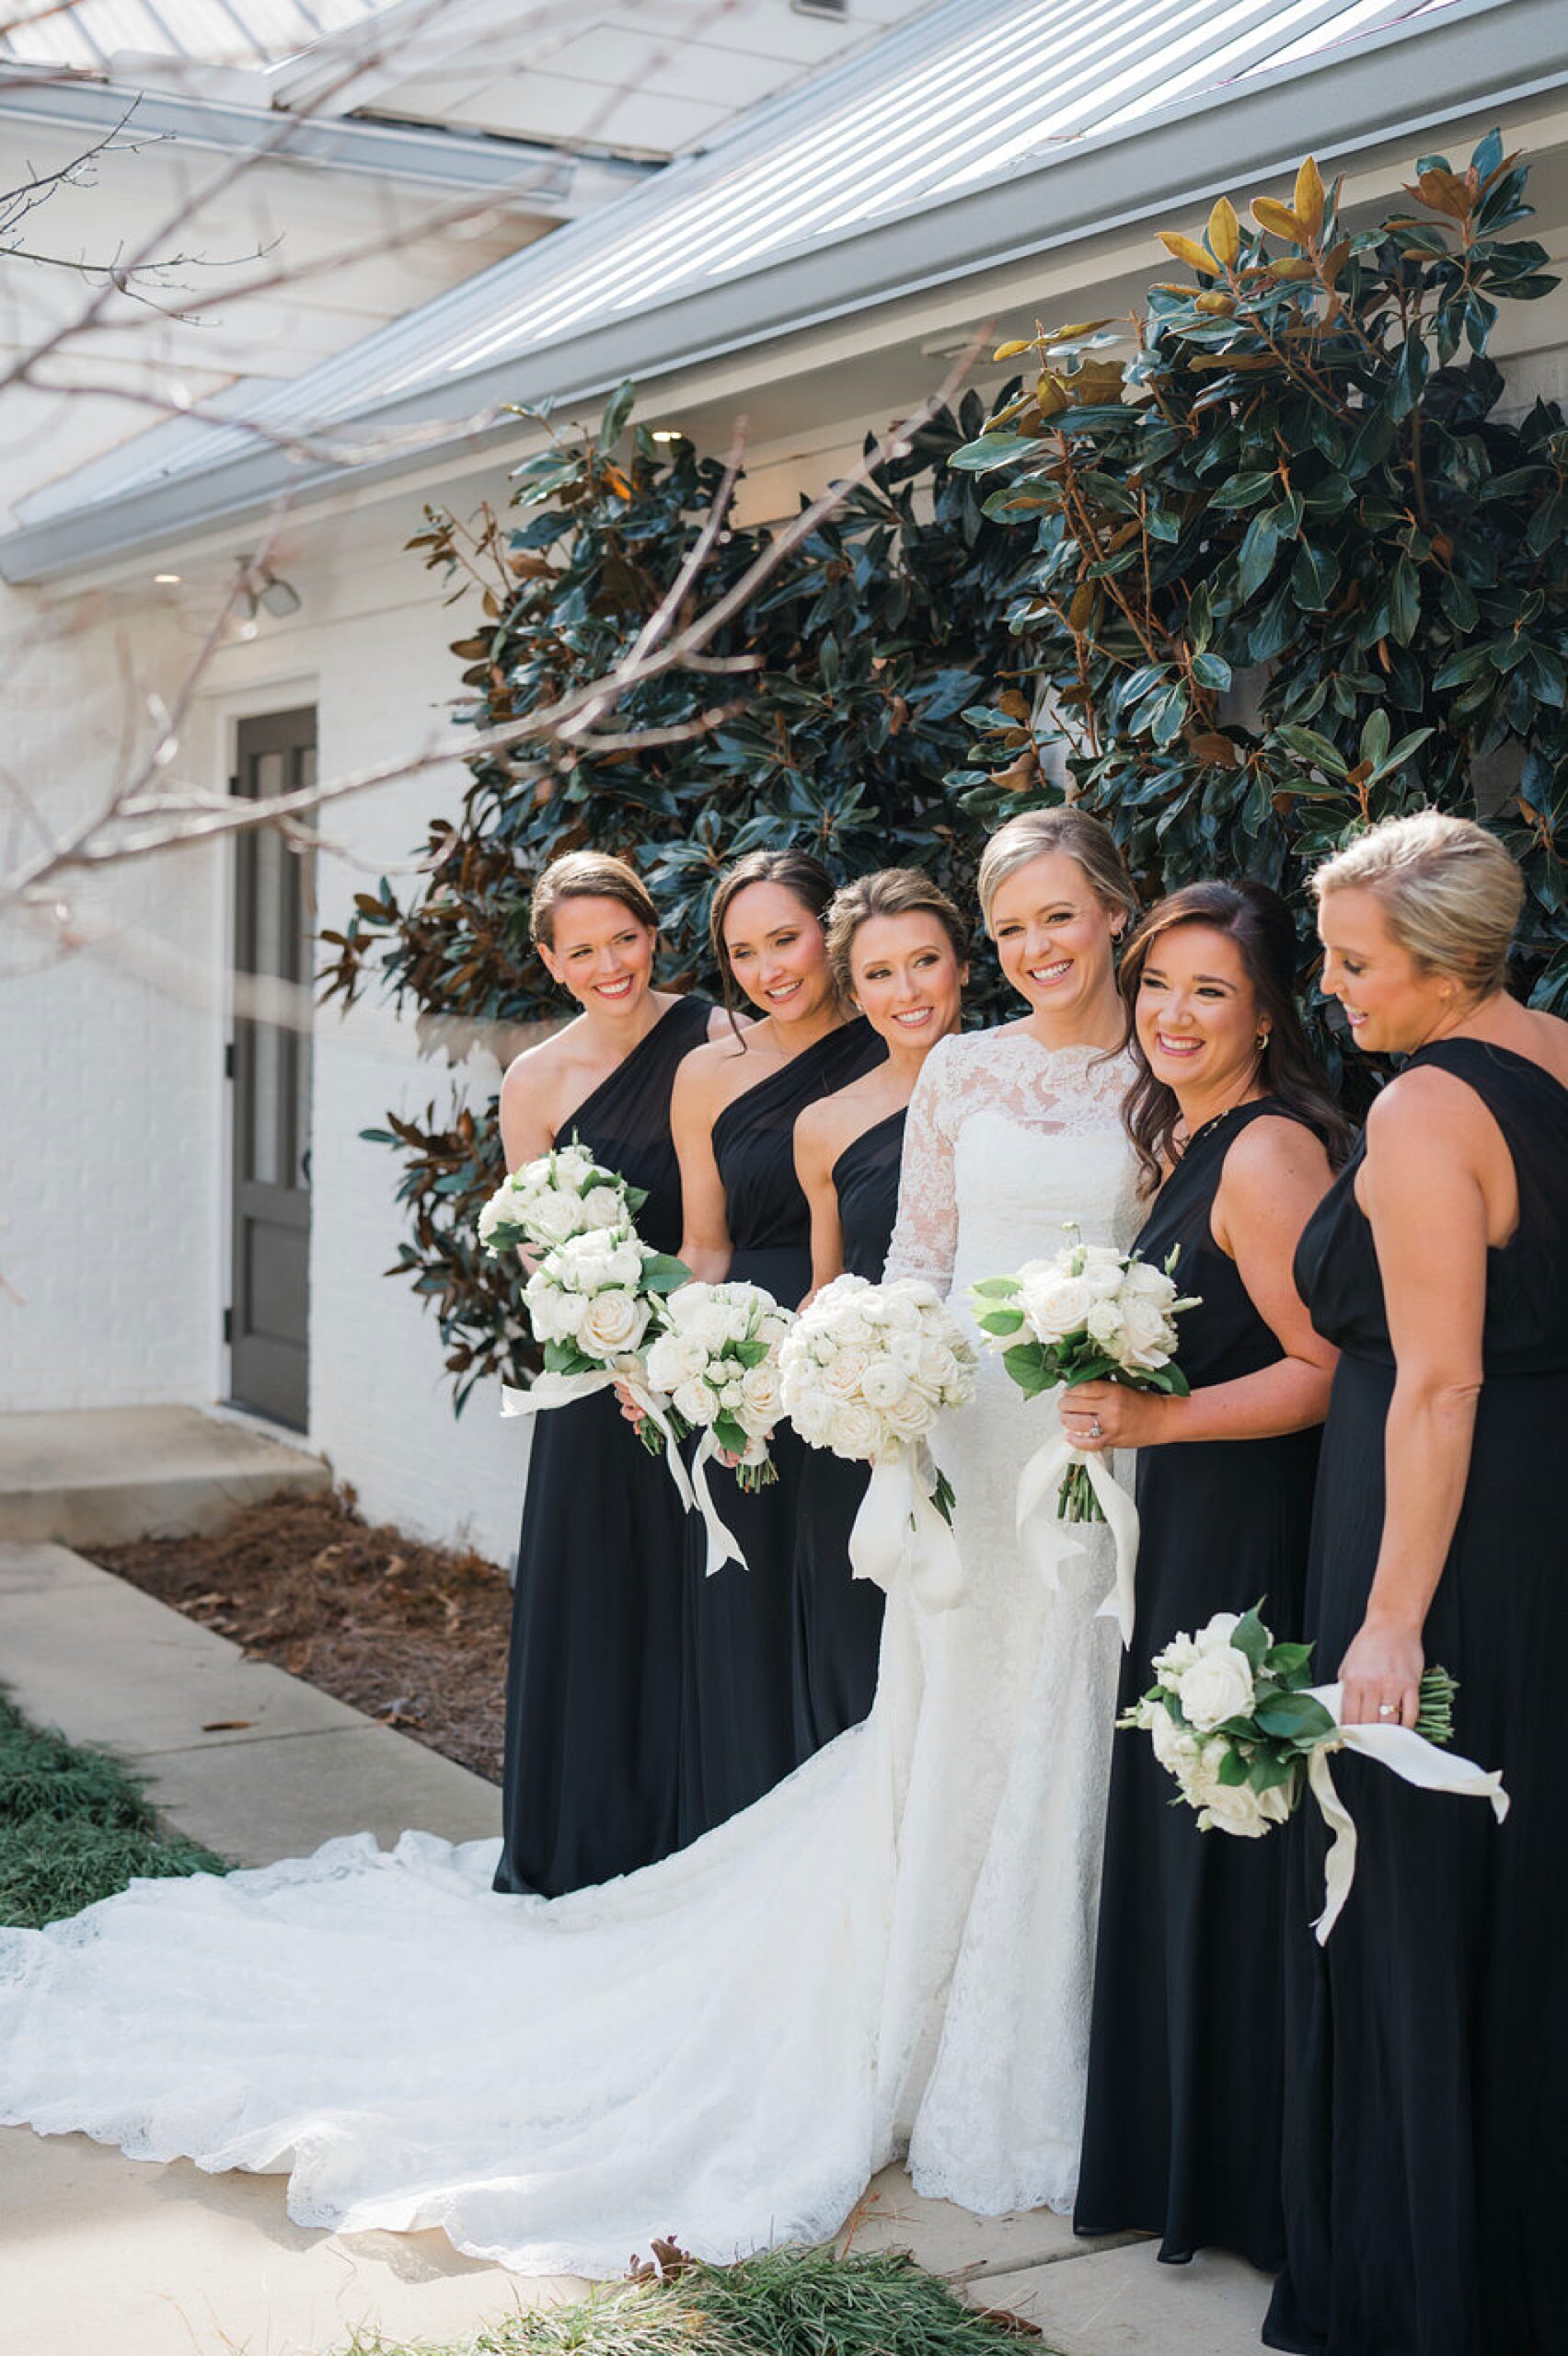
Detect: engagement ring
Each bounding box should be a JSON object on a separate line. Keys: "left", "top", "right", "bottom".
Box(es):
{"left": 1378, "top": 1703, "right": 1397, "bottom": 1718}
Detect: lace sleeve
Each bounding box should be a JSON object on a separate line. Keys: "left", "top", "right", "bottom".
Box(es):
{"left": 885, "top": 1036, "right": 960, "bottom": 1290}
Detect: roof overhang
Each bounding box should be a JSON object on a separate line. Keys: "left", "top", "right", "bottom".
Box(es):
{"left": 6, "top": 0, "right": 1566, "bottom": 586}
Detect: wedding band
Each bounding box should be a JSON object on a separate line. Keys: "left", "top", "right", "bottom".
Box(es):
{"left": 1378, "top": 1703, "right": 1396, "bottom": 1718}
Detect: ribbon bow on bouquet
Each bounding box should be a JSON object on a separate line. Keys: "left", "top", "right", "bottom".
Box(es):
{"left": 969, "top": 1229, "right": 1200, "bottom": 1646}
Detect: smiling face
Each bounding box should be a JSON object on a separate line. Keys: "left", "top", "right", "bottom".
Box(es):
{"left": 1318, "top": 885, "right": 1453, "bottom": 1054}
{"left": 988, "top": 851, "right": 1121, "bottom": 1026}
{"left": 538, "top": 894, "right": 656, "bottom": 1017}
{"left": 1134, "top": 921, "right": 1262, "bottom": 1102}
{"left": 721, "top": 880, "right": 836, "bottom": 1025}
{"left": 847, "top": 909, "right": 966, "bottom": 1053}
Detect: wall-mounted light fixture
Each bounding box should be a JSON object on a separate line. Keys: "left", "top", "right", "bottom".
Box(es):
{"left": 236, "top": 554, "right": 304, "bottom": 619}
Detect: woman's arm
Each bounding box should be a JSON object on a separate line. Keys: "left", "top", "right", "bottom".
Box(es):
{"left": 794, "top": 1101, "right": 847, "bottom": 1305}
{"left": 1063, "top": 1116, "right": 1336, "bottom": 1450}
{"left": 882, "top": 1044, "right": 958, "bottom": 1293}
{"left": 1335, "top": 1071, "right": 1490, "bottom": 1727}
{"left": 498, "top": 1043, "right": 559, "bottom": 1172}
{"left": 671, "top": 1047, "right": 735, "bottom": 1283}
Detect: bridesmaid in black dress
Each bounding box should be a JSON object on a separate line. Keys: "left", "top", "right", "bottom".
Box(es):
{"left": 492, "top": 850, "right": 718, "bottom": 1898}
{"left": 1066, "top": 883, "right": 1346, "bottom": 2269}
{"left": 669, "top": 849, "right": 885, "bottom": 1842}
{"left": 790, "top": 869, "right": 970, "bottom": 1750}
{"left": 1263, "top": 814, "right": 1568, "bottom": 2356}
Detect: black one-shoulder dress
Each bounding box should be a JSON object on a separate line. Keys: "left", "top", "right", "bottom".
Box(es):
{"left": 677, "top": 1017, "right": 886, "bottom": 1845}
{"left": 1076, "top": 1099, "right": 1324, "bottom": 2270}
{"left": 1266, "top": 1041, "right": 1568, "bottom": 2356}
{"left": 493, "top": 994, "right": 713, "bottom": 1899}
{"left": 790, "top": 1106, "right": 905, "bottom": 1754}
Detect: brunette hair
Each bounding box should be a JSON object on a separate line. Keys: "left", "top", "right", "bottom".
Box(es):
{"left": 975, "top": 807, "right": 1137, "bottom": 936}
{"left": 530, "top": 849, "right": 657, "bottom": 948}
{"left": 1313, "top": 810, "right": 1522, "bottom": 999}
{"left": 1119, "top": 880, "right": 1351, "bottom": 1192}
{"left": 709, "top": 848, "right": 837, "bottom": 1032}
{"left": 824, "top": 868, "right": 969, "bottom": 999}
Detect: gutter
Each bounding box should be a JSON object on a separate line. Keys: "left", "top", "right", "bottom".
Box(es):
{"left": 3, "top": 0, "right": 1564, "bottom": 585}
{"left": 0, "top": 74, "right": 652, "bottom": 204}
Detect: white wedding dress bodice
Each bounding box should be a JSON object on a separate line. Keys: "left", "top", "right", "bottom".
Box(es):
{"left": 0, "top": 1030, "right": 1141, "bottom": 2275}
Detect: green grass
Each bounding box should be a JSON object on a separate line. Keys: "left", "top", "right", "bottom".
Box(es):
{"left": 0, "top": 1695, "right": 226, "bottom": 1928}
{"left": 340, "top": 2246, "right": 1045, "bottom": 2356}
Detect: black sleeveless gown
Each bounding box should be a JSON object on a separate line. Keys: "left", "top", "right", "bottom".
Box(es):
{"left": 677, "top": 1018, "right": 887, "bottom": 1845}
{"left": 1265, "top": 1040, "right": 1568, "bottom": 2356}
{"left": 790, "top": 1106, "right": 905, "bottom": 1754}
{"left": 1076, "top": 1100, "right": 1324, "bottom": 2270}
{"left": 492, "top": 994, "right": 713, "bottom": 1899}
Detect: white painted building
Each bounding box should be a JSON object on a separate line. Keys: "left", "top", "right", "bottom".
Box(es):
{"left": 2, "top": 0, "right": 1565, "bottom": 1564}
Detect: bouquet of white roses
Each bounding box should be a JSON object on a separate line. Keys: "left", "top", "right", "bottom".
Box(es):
{"left": 968, "top": 1228, "right": 1200, "bottom": 1642}
{"left": 644, "top": 1281, "right": 793, "bottom": 1494}
{"left": 479, "top": 1144, "right": 641, "bottom": 1259}
{"left": 1124, "top": 1604, "right": 1508, "bottom": 1939}
{"left": 501, "top": 1221, "right": 692, "bottom": 1473}
{"left": 778, "top": 1275, "right": 976, "bottom": 1611}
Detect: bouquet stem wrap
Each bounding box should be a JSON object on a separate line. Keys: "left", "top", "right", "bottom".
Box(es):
{"left": 1304, "top": 1680, "right": 1510, "bottom": 1943}
{"left": 848, "top": 1439, "right": 964, "bottom": 1615}
{"left": 1015, "top": 1426, "right": 1140, "bottom": 1646}
{"left": 502, "top": 1371, "right": 695, "bottom": 1517}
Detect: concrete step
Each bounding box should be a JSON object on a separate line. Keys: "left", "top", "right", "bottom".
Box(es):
{"left": 0, "top": 1404, "right": 329, "bottom": 1544}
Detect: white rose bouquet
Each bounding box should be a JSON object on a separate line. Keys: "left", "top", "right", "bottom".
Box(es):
{"left": 1124, "top": 1605, "right": 1507, "bottom": 1939}
{"left": 478, "top": 1144, "right": 642, "bottom": 1260}
{"left": 500, "top": 1220, "right": 693, "bottom": 1478}
{"left": 644, "top": 1280, "right": 794, "bottom": 1494}
{"left": 968, "top": 1227, "right": 1200, "bottom": 1643}
{"left": 778, "top": 1275, "right": 977, "bottom": 1611}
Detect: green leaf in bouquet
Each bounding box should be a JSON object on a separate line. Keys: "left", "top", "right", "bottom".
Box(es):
{"left": 1217, "top": 1748, "right": 1251, "bottom": 1787}
{"left": 1253, "top": 1691, "right": 1337, "bottom": 1744}
{"left": 970, "top": 1277, "right": 1023, "bottom": 1299}
{"left": 1262, "top": 1639, "right": 1314, "bottom": 1680}
{"left": 1142, "top": 1365, "right": 1192, "bottom": 1396}
{"left": 931, "top": 1469, "right": 957, "bottom": 1528}
{"left": 541, "top": 1339, "right": 588, "bottom": 1376}
{"left": 623, "top": 1183, "right": 650, "bottom": 1215}
{"left": 1230, "top": 1604, "right": 1271, "bottom": 1673}
{"left": 642, "top": 1254, "right": 693, "bottom": 1292}
{"left": 975, "top": 1307, "right": 1027, "bottom": 1335}
{"left": 732, "top": 1337, "right": 771, "bottom": 1369}
{"left": 1248, "top": 1751, "right": 1298, "bottom": 1795}
{"left": 714, "top": 1414, "right": 747, "bottom": 1458}
{"left": 1003, "top": 1345, "right": 1054, "bottom": 1398}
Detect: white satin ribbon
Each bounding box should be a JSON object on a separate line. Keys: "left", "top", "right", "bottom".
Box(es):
{"left": 1303, "top": 1681, "right": 1510, "bottom": 1944}
{"left": 501, "top": 1369, "right": 697, "bottom": 1518}
{"left": 848, "top": 1439, "right": 964, "bottom": 1614}
{"left": 1014, "top": 1426, "right": 1141, "bottom": 1646}
{"left": 687, "top": 1430, "right": 747, "bottom": 1577}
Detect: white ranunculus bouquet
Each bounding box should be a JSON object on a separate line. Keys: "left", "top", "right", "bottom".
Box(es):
{"left": 478, "top": 1145, "right": 642, "bottom": 1259}
{"left": 1124, "top": 1605, "right": 1508, "bottom": 1939}
{"left": 968, "top": 1226, "right": 1200, "bottom": 1643}
{"left": 778, "top": 1275, "right": 977, "bottom": 1611}
{"left": 644, "top": 1280, "right": 795, "bottom": 1495}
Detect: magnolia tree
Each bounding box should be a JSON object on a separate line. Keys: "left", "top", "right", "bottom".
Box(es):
{"left": 322, "top": 386, "right": 1022, "bottom": 1401}
{"left": 951, "top": 130, "right": 1567, "bottom": 1067}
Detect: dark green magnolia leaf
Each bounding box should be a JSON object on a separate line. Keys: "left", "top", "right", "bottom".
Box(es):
{"left": 1237, "top": 511, "right": 1281, "bottom": 599}
{"left": 1190, "top": 651, "right": 1232, "bottom": 690}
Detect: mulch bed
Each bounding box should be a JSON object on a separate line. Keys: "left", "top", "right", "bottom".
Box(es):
{"left": 92, "top": 1488, "right": 512, "bottom": 1783}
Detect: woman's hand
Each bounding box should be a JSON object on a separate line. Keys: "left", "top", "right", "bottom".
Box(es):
{"left": 614, "top": 1380, "right": 647, "bottom": 1433}
{"left": 1058, "top": 1380, "right": 1179, "bottom": 1452}
{"left": 1337, "top": 1612, "right": 1425, "bottom": 1729}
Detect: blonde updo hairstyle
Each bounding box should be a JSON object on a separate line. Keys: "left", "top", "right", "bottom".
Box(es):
{"left": 1313, "top": 811, "right": 1522, "bottom": 1000}
{"left": 824, "top": 868, "right": 969, "bottom": 1000}
{"left": 976, "top": 807, "right": 1138, "bottom": 938}
{"left": 529, "top": 849, "right": 658, "bottom": 949}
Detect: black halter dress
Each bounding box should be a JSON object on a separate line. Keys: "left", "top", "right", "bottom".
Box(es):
{"left": 790, "top": 1105, "right": 905, "bottom": 1753}
{"left": 492, "top": 994, "right": 712, "bottom": 1899}
{"left": 1075, "top": 1099, "right": 1325, "bottom": 2270}
{"left": 676, "top": 1017, "right": 886, "bottom": 1844}
{"left": 1266, "top": 1039, "right": 1568, "bottom": 2356}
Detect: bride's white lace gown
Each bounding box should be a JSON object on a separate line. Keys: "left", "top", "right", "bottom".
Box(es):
{"left": 0, "top": 1031, "right": 1140, "bottom": 2274}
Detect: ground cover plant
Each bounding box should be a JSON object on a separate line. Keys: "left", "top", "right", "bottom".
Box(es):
{"left": 336, "top": 2243, "right": 1047, "bottom": 2356}
{"left": 95, "top": 1487, "right": 513, "bottom": 1782}
{"left": 0, "top": 1697, "right": 225, "bottom": 1928}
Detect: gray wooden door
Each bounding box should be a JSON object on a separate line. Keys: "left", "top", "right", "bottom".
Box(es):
{"left": 227, "top": 709, "right": 316, "bottom": 1428}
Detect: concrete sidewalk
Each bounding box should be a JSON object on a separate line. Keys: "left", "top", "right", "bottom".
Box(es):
{"left": 0, "top": 1540, "right": 1272, "bottom": 2356}
{"left": 0, "top": 1404, "right": 329, "bottom": 1546}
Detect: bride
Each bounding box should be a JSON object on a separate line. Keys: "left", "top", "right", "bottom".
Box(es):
{"left": 0, "top": 811, "right": 1143, "bottom": 2276}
